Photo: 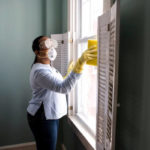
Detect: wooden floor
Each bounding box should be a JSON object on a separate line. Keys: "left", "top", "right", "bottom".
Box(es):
{"left": 0, "top": 142, "right": 36, "bottom": 150}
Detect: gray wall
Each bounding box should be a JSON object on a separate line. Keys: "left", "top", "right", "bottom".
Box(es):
{"left": 116, "top": 0, "right": 150, "bottom": 150}
{"left": 46, "top": 0, "right": 63, "bottom": 34}
{"left": 0, "top": 0, "right": 63, "bottom": 146}
{"left": 62, "top": 0, "right": 68, "bottom": 33}
{"left": 61, "top": 117, "right": 86, "bottom": 150}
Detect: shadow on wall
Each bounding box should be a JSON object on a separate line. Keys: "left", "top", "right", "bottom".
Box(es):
{"left": 56, "top": 117, "right": 86, "bottom": 150}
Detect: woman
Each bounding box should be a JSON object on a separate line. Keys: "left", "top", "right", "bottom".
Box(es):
{"left": 27, "top": 36, "right": 97, "bottom": 150}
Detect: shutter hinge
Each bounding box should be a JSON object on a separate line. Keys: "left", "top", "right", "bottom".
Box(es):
{"left": 69, "top": 38, "right": 73, "bottom": 43}
{"left": 108, "top": 23, "right": 110, "bottom": 31}
{"left": 62, "top": 40, "right": 64, "bottom": 44}
{"left": 68, "top": 106, "right": 73, "bottom": 110}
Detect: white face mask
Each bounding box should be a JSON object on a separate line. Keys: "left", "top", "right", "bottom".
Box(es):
{"left": 48, "top": 47, "right": 57, "bottom": 61}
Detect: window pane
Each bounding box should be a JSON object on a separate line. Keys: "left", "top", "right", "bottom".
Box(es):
{"left": 81, "top": 0, "right": 91, "bottom": 37}
{"left": 81, "top": 0, "right": 103, "bottom": 37}
{"left": 76, "top": 0, "right": 103, "bottom": 133}
{"left": 77, "top": 42, "right": 97, "bottom": 132}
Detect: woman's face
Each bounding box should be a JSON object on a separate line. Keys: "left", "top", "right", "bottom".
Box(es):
{"left": 35, "top": 36, "right": 57, "bottom": 61}
{"left": 34, "top": 37, "right": 50, "bottom": 58}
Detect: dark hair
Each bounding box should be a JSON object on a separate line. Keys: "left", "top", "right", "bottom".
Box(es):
{"left": 31, "top": 36, "right": 45, "bottom": 66}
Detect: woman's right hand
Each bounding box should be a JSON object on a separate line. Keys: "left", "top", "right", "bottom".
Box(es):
{"left": 73, "top": 46, "right": 97, "bottom": 74}
{"left": 79, "top": 46, "right": 97, "bottom": 64}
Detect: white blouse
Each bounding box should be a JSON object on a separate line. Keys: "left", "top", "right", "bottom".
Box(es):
{"left": 27, "top": 63, "right": 81, "bottom": 120}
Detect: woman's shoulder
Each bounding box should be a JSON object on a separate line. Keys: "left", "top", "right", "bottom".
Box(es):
{"left": 31, "top": 63, "right": 52, "bottom": 77}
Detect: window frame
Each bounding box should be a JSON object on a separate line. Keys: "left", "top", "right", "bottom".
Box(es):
{"left": 67, "top": 0, "right": 105, "bottom": 149}
{"left": 67, "top": 0, "right": 117, "bottom": 150}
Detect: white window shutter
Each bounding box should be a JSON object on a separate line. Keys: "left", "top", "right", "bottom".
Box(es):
{"left": 51, "top": 33, "right": 69, "bottom": 76}
{"left": 51, "top": 33, "right": 72, "bottom": 115}
{"left": 61, "top": 33, "right": 69, "bottom": 76}
{"left": 51, "top": 34, "right": 63, "bottom": 73}
{"left": 96, "top": 1, "right": 120, "bottom": 150}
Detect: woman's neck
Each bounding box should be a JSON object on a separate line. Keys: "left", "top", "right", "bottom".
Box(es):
{"left": 37, "top": 57, "right": 50, "bottom": 64}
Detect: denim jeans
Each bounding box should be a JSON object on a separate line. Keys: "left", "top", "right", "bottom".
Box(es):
{"left": 27, "top": 104, "right": 59, "bottom": 150}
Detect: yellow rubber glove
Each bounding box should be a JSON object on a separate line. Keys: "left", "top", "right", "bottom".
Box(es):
{"left": 73, "top": 46, "right": 97, "bottom": 74}
{"left": 63, "top": 61, "right": 75, "bottom": 79}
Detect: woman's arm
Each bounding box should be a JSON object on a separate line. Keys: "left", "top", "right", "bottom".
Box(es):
{"left": 63, "top": 61, "right": 74, "bottom": 79}
{"left": 34, "top": 69, "right": 81, "bottom": 94}
{"left": 34, "top": 45, "right": 97, "bottom": 94}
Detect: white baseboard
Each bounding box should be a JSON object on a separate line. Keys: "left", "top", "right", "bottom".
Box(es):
{"left": 0, "top": 142, "right": 36, "bottom": 150}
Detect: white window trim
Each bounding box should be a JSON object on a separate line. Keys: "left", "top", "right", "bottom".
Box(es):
{"left": 67, "top": 0, "right": 112, "bottom": 149}
{"left": 67, "top": 0, "right": 96, "bottom": 149}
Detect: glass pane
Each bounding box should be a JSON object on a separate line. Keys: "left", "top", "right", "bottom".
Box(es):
{"left": 77, "top": 42, "right": 97, "bottom": 132}
{"left": 81, "top": 0, "right": 91, "bottom": 37}
{"left": 81, "top": 0, "right": 103, "bottom": 38}
{"left": 76, "top": 0, "right": 103, "bottom": 133}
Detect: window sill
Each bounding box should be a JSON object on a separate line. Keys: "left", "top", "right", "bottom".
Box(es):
{"left": 68, "top": 116, "right": 96, "bottom": 150}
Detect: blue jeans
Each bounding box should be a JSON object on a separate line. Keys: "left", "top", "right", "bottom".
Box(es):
{"left": 27, "top": 104, "right": 59, "bottom": 150}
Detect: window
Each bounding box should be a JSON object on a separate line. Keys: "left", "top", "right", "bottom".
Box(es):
{"left": 80, "top": 0, "right": 103, "bottom": 38}
{"left": 68, "top": 0, "right": 119, "bottom": 150}
{"left": 67, "top": 1, "right": 121, "bottom": 150}
{"left": 74, "top": 0, "right": 104, "bottom": 135}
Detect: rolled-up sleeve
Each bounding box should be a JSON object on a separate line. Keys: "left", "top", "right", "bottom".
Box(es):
{"left": 34, "top": 69, "right": 81, "bottom": 94}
